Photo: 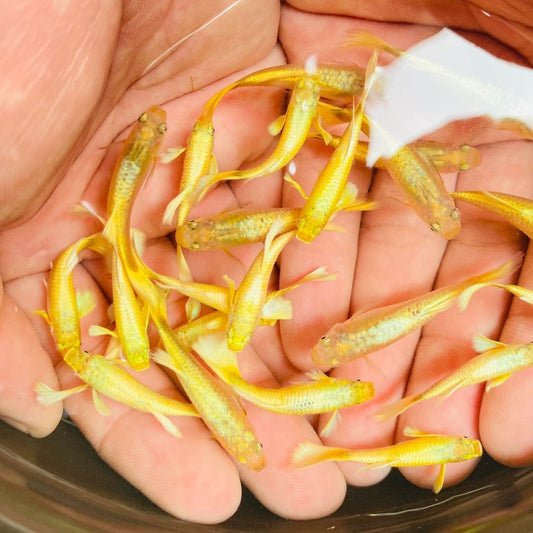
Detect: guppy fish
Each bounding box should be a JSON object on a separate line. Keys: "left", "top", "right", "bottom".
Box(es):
{"left": 291, "top": 426, "right": 482, "bottom": 493}
{"left": 312, "top": 259, "right": 516, "bottom": 367}
{"left": 35, "top": 233, "right": 108, "bottom": 357}
{"left": 190, "top": 67, "right": 323, "bottom": 206}
{"left": 296, "top": 51, "right": 376, "bottom": 243}
{"left": 451, "top": 190, "right": 533, "bottom": 239}
{"left": 152, "top": 311, "right": 266, "bottom": 471}
{"left": 176, "top": 187, "right": 374, "bottom": 251}
{"left": 103, "top": 106, "right": 168, "bottom": 318}
{"left": 226, "top": 226, "right": 296, "bottom": 351}
{"left": 376, "top": 334, "right": 533, "bottom": 421}
{"left": 193, "top": 330, "right": 374, "bottom": 435}
{"left": 35, "top": 347, "right": 199, "bottom": 438}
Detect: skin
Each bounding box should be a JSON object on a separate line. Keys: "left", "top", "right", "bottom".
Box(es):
{"left": 0, "top": 0, "right": 532, "bottom": 525}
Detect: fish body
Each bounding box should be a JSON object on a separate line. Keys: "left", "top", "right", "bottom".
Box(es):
{"left": 176, "top": 207, "right": 299, "bottom": 250}
{"left": 377, "top": 336, "right": 533, "bottom": 420}
{"left": 297, "top": 97, "right": 364, "bottom": 243}
{"left": 451, "top": 190, "right": 533, "bottom": 239}
{"left": 384, "top": 145, "right": 461, "bottom": 239}
{"left": 109, "top": 251, "right": 151, "bottom": 371}
{"left": 63, "top": 349, "right": 198, "bottom": 419}
{"left": 36, "top": 234, "right": 107, "bottom": 357}
{"left": 103, "top": 107, "right": 167, "bottom": 314}
{"left": 194, "top": 331, "right": 374, "bottom": 416}
{"left": 226, "top": 229, "right": 296, "bottom": 351}
{"left": 291, "top": 428, "right": 482, "bottom": 493}
{"left": 312, "top": 260, "right": 515, "bottom": 367}
{"left": 152, "top": 314, "right": 266, "bottom": 470}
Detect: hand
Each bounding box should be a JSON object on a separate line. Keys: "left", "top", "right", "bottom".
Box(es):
{"left": 1, "top": 0, "right": 532, "bottom": 525}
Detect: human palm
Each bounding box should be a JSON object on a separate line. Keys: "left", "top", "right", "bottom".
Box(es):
{"left": 0, "top": 0, "right": 532, "bottom": 525}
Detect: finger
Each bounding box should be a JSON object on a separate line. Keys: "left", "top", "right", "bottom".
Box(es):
{"left": 396, "top": 140, "right": 529, "bottom": 491}
{"left": 477, "top": 141, "right": 533, "bottom": 466}
{"left": 283, "top": 0, "right": 480, "bottom": 30}
{"left": 0, "top": 278, "right": 62, "bottom": 437}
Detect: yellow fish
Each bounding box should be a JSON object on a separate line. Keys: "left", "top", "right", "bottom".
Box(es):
{"left": 296, "top": 52, "right": 376, "bottom": 243}
{"left": 34, "top": 233, "right": 108, "bottom": 357}
{"left": 377, "top": 334, "right": 533, "bottom": 421}
{"left": 312, "top": 259, "right": 517, "bottom": 367}
{"left": 226, "top": 226, "right": 296, "bottom": 351}
{"left": 451, "top": 190, "right": 533, "bottom": 239}
{"left": 291, "top": 426, "right": 482, "bottom": 493}
{"left": 35, "top": 348, "right": 199, "bottom": 437}
{"left": 193, "top": 330, "right": 374, "bottom": 436}
{"left": 151, "top": 313, "right": 266, "bottom": 471}
{"left": 190, "top": 68, "right": 323, "bottom": 206}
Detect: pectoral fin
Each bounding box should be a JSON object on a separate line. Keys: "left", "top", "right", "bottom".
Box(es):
{"left": 151, "top": 411, "right": 182, "bottom": 438}
{"left": 92, "top": 389, "right": 111, "bottom": 416}
{"left": 486, "top": 373, "right": 512, "bottom": 392}
{"left": 433, "top": 464, "right": 446, "bottom": 494}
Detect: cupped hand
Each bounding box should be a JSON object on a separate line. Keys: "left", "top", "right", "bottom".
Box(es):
{"left": 1, "top": 0, "right": 532, "bottom": 525}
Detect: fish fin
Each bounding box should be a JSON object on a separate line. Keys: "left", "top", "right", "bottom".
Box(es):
{"left": 319, "top": 410, "right": 341, "bottom": 438}
{"left": 375, "top": 394, "right": 419, "bottom": 422}
{"left": 76, "top": 290, "right": 97, "bottom": 319}
{"left": 433, "top": 464, "right": 446, "bottom": 494}
{"left": 464, "top": 257, "right": 521, "bottom": 289}
{"left": 485, "top": 373, "right": 512, "bottom": 392}
{"left": 107, "top": 302, "right": 115, "bottom": 322}
{"left": 311, "top": 116, "right": 332, "bottom": 145}
{"left": 472, "top": 333, "right": 505, "bottom": 353}
{"left": 362, "top": 355, "right": 386, "bottom": 380}
{"left": 223, "top": 275, "right": 236, "bottom": 306}
{"left": 160, "top": 146, "right": 186, "bottom": 164}
{"left": 152, "top": 348, "right": 178, "bottom": 372}
{"left": 283, "top": 170, "right": 308, "bottom": 201}
{"left": 268, "top": 113, "right": 286, "bottom": 136}
{"left": 323, "top": 222, "right": 348, "bottom": 233}
{"left": 177, "top": 249, "right": 201, "bottom": 322}
{"left": 344, "top": 30, "right": 403, "bottom": 58}
{"left": 35, "top": 382, "right": 88, "bottom": 405}
{"left": 316, "top": 102, "right": 350, "bottom": 127}
{"left": 92, "top": 390, "right": 111, "bottom": 416}
{"left": 222, "top": 248, "right": 246, "bottom": 266}
{"left": 306, "top": 369, "right": 330, "bottom": 381}
{"left": 457, "top": 283, "right": 488, "bottom": 311}
{"left": 151, "top": 411, "right": 182, "bottom": 438}
{"left": 33, "top": 309, "right": 51, "bottom": 325}
{"left": 89, "top": 324, "right": 117, "bottom": 338}
{"left": 275, "top": 267, "right": 337, "bottom": 299}
{"left": 403, "top": 426, "right": 441, "bottom": 438}
{"left": 291, "top": 441, "right": 333, "bottom": 469}
{"left": 104, "top": 336, "right": 122, "bottom": 360}
{"left": 192, "top": 331, "right": 241, "bottom": 379}
{"left": 263, "top": 218, "right": 285, "bottom": 269}
{"left": 435, "top": 380, "right": 467, "bottom": 406}
{"left": 71, "top": 201, "right": 107, "bottom": 226}
{"left": 209, "top": 154, "right": 218, "bottom": 174}
{"left": 130, "top": 228, "right": 147, "bottom": 258}
{"left": 162, "top": 188, "right": 190, "bottom": 226}
{"left": 260, "top": 294, "right": 293, "bottom": 321}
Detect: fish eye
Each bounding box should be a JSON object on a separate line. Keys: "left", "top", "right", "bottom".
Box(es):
{"left": 429, "top": 221, "right": 440, "bottom": 232}
{"left": 450, "top": 208, "right": 460, "bottom": 220}
{"left": 459, "top": 163, "right": 469, "bottom": 171}
{"left": 138, "top": 112, "right": 148, "bottom": 123}
{"left": 157, "top": 123, "right": 167, "bottom": 134}
{"left": 187, "top": 220, "right": 199, "bottom": 230}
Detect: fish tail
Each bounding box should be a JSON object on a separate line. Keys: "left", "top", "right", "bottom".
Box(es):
{"left": 458, "top": 256, "right": 522, "bottom": 308}
{"left": 344, "top": 30, "right": 403, "bottom": 58}
{"left": 291, "top": 441, "right": 344, "bottom": 469}
{"left": 375, "top": 394, "right": 420, "bottom": 422}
